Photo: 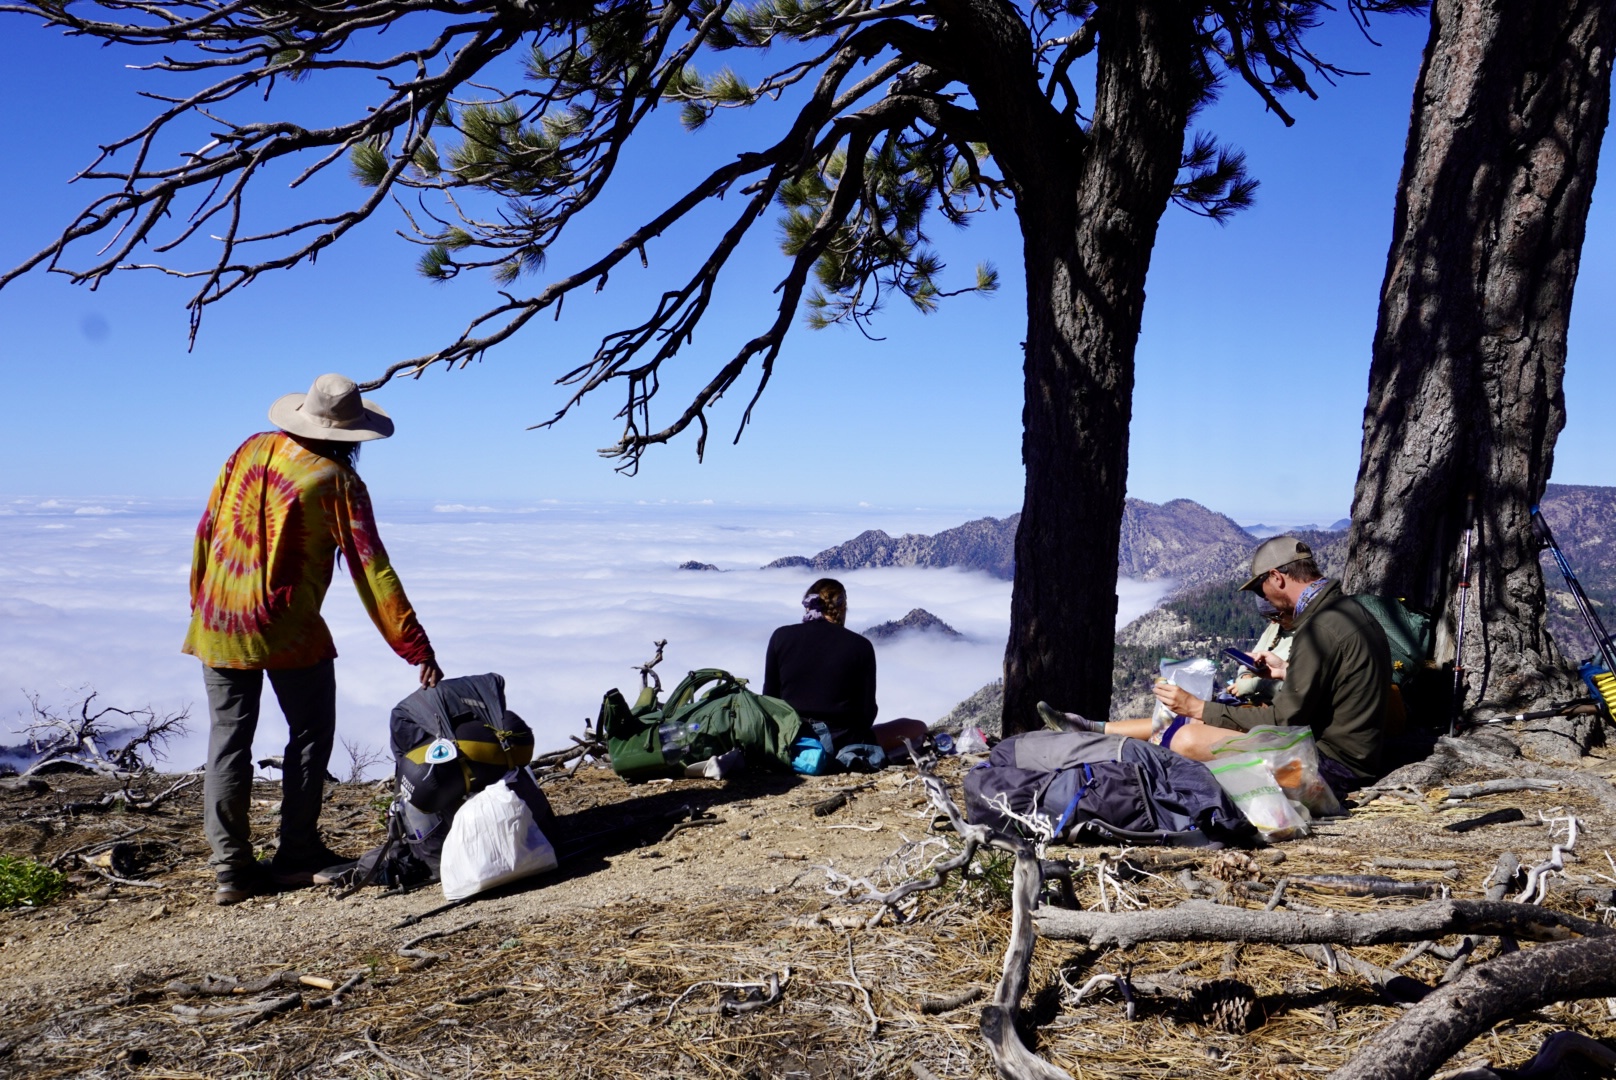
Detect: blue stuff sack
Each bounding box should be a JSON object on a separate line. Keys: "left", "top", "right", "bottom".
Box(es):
{"left": 790, "top": 734, "right": 833, "bottom": 775}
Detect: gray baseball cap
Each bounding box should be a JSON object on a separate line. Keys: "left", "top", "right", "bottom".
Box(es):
{"left": 1240, "top": 536, "right": 1313, "bottom": 592}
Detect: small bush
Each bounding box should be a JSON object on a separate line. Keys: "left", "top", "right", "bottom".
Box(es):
{"left": 0, "top": 855, "right": 67, "bottom": 907}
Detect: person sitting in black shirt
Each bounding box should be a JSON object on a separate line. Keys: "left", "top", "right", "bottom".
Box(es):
{"left": 763, "top": 578, "right": 925, "bottom": 757}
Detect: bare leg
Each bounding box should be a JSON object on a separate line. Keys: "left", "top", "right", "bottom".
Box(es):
{"left": 1104, "top": 718, "right": 1154, "bottom": 740}
{"left": 1102, "top": 717, "right": 1244, "bottom": 762}
{"left": 1158, "top": 722, "right": 1244, "bottom": 762}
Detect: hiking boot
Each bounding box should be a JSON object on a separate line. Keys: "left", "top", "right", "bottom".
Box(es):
{"left": 214, "top": 863, "right": 272, "bottom": 906}
{"left": 311, "top": 859, "right": 360, "bottom": 887}
{"left": 268, "top": 843, "right": 351, "bottom": 888}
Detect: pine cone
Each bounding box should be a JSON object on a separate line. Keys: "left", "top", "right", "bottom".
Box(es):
{"left": 1208, "top": 851, "right": 1260, "bottom": 882}
{"left": 1188, "top": 978, "right": 1258, "bottom": 1034}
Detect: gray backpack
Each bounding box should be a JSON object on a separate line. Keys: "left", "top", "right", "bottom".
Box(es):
{"left": 963, "top": 731, "right": 1255, "bottom": 848}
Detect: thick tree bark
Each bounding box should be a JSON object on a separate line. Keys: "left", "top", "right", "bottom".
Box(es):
{"left": 1329, "top": 936, "right": 1616, "bottom": 1080}
{"left": 1000, "top": 3, "right": 1202, "bottom": 732}
{"left": 1343, "top": 0, "right": 1616, "bottom": 714}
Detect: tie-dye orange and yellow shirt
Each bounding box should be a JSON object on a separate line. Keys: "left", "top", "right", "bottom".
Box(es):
{"left": 182, "top": 432, "right": 433, "bottom": 670}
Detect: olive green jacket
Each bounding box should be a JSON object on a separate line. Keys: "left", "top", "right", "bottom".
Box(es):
{"left": 1202, "top": 580, "right": 1391, "bottom": 780}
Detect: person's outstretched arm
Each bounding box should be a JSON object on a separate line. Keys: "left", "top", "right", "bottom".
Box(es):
{"left": 326, "top": 477, "right": 438, "bottom": 685}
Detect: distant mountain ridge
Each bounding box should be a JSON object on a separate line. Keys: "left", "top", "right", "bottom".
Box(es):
{"left": 761, "top": 498, "right": 1280, "bottom": 586}
{"left": 763, "top": 515, "right": 1020, "bottom": 578}
{"left": 754, "top": 485, "right": 1613, "bottom": 689}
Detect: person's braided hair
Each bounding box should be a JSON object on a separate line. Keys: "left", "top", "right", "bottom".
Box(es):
{"left": 802, "top": 578, "right": 848, "bottom": 626}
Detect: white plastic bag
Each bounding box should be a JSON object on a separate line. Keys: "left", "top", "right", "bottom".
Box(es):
{"left": 1209, "top": 756, "right": 1310, "bottom": 841}
{"left": 1151, "top": 657, "right": 1218, "bottom": 733}
{"left": 440, "top": 776, "right": 558, "bottom": 901}
{"left": 956, "top": 726, "right": 990, "bottom": 755}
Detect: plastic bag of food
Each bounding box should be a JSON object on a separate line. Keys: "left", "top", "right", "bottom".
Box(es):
{"left": 1208, "top": 756, "right": 1310, "bottom": 841}
{"left": 1210, "top": 725, "right": 1343, "bottom": 817}
{"left": 1151, "top": 657, "right": 1218, "bottom": 733}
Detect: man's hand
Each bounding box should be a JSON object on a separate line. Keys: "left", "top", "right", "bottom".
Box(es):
{"left": 1252, "top": 650, "right": 1286, "bottom": 680}
{"left": 418, "top": 656, "right": 444, "bottom": 688}
{"left": 1151, "top": 682, "right": 1205, "bottom": 721}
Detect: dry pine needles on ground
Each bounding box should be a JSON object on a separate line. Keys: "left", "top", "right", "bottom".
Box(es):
{"left": 2, "top": 738, "right": 1616, "bottom": 1079}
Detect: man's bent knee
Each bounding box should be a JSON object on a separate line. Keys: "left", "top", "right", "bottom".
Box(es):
{"left": 1163, "top": 722, "right": 1241, "bottom": 762}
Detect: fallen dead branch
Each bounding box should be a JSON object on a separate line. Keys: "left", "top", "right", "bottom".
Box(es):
{"left": 1287, "top": 874, "right": 1444, "bottom": 899}
{"left": 172, "top": 990, "right": 302, "bottom": 1029}
{"left": 1287, "top": 944, "right": 1431, "bottom": 1005}
{"left": 363, "top": 1027, "right": 442, "bottom": 1080}
{"left": 1330, "top": 936, "right": 1616, "bottom": 1080}
{"left": 836, "top": 937, "right": 879, "bottom": 1036}
{"left": 918, "top": 986, "right": 984, "bottom": 1014}
{"left": 812, "top": 782, "right": 876, "bottom": 817}
{"left": 1373, "top": 858, "right": 1459, "bottom": 872}
{"left": 663, "top": 967, "right": 791, "bottom": 1020}
{"left": 660, "top": 815, "right": 722, "bottom": 842}
{"left": 398, "top": 920, "right": 481, "bottom": 971}
{"left": 1443, "top": 778, "right": 1559, "bottom": 801}
{"left": 1035, "top": 898, "right": 1613, "bottom": 949}
{"left": 980, "top": 847, "right": 1075, "bottom": 1080}
{"left": 1440, "top": 737, "right": 1616, "bottom": 817}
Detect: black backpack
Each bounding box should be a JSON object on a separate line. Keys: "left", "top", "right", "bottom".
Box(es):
{"left": 392, "top": 672, "right": 536, "bottom": 811}
{"left": 963, "top": 731, "right": 1255, "bottom": 848}
{"left": 343, "top": 673, "right": 556, "bottom": 889}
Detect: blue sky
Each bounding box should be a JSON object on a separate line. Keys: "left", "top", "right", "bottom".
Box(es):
{"left": 0, "top": 10, "right": 1610, "bottom": 526}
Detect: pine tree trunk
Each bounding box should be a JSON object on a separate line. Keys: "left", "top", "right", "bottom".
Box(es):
{"left": 1343, "top": 0, "right": 1616, "bottom": 718}
{"left": 998, "top": 4, "right": 1200, "bottom": 732}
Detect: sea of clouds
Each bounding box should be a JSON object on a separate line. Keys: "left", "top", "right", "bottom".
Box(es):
{"left": 0, "top": 498, "right": 1172, "bottom": 776}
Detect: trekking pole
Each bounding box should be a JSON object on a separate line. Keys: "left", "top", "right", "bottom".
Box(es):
{"left": 1530, "top": 505, "right": 1616, "bottom": 720}
{"left": 1450, "top": 495, "right": 1476, "bottom": 736}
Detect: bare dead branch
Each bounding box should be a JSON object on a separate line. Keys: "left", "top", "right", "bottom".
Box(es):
{"left": 1035, "top": 898, "right": 1613, "bottom": 950}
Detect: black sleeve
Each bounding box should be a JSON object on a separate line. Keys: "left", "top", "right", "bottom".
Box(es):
{"left": 763, "top": 627, "right": 783, "bottom": 699}
{"left": 859, "top": 636, "right": 878, "bottom": 726}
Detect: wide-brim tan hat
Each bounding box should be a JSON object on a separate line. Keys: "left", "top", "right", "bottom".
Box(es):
{"left": 1239, "top": 535, "right": 1314, "bottom": 592}
{"left": 269, "top": 373, "right": 394, "bottom": 442}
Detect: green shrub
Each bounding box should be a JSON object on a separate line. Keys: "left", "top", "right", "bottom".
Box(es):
{"left": 0, "top": 855, "right": 67, "bottom": 907}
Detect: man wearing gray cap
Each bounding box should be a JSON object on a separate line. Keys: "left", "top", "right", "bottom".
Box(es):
{"left": 1042, "top": 536, "right": 1391, "bottom": 798}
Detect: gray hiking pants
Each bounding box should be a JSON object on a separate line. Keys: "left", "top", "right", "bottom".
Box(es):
{"left": 201, "top": 660, "right": 336, "bottom": 878}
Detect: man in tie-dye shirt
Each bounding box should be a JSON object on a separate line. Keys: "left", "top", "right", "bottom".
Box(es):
{"left": 185, "top": 374, "right": 442, "bottom": 905}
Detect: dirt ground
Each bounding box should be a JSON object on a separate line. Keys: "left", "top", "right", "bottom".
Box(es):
{"left": 4, "top": 741, "right": 1616, "bottom": 1079}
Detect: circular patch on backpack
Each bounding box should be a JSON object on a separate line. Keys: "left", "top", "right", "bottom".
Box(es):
{"left": 424, "top": 738, "right": 458, "bottom": 764}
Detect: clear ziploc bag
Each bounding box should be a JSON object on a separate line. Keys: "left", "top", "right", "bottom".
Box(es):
{"left": 1209, "top": 756, "right": 1310, "bottom": 841}
{"left": 1210, "top": 725, "right": 1343, "bottom": 817}
{"left": 1151, "top": 657, "right": 1217, "bottom": 733}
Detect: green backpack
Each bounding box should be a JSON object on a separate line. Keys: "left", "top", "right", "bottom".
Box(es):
{"left": 599, "top": 668, "right": 803, "bottom": 782}
{"left": 1350, "top": 594, "right": 1434, "bottom": 688}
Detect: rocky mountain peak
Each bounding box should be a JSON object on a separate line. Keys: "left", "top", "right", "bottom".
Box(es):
{"left": 861, "top": 608, "right": 964, "bottom": 641}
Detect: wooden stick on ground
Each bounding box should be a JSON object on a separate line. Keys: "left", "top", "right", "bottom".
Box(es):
{"left": 1034, "top": 898, "right": 1612, "bottom": 949}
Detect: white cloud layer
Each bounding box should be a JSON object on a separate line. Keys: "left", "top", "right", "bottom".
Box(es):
{"left": 0, "top": 499, "right": 1172, "bottom": 776}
